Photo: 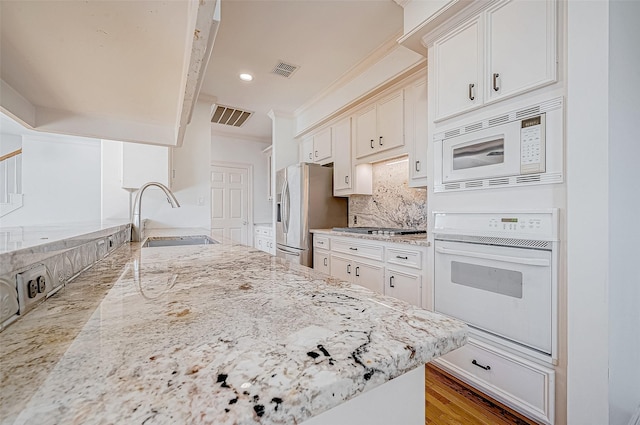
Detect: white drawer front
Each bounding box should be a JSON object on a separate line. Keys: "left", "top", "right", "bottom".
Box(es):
{"left": 386, "top": 247, "right": 422, "bottom": 269}
{"left": 255, "top": 226, "right": 272, "bottom": 237}
{"left": 332, "top": 239, "right": 383, "bottom": 261}
{"left": 437, "top": 339, "right": 555, "bottom": 424}
{"left": 313, "top": 235, "right": 330, "bottom": 250}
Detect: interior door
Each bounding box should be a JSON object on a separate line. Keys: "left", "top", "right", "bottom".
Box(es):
{"left": 211, "top": 165, "right": 249, "bottom": 244}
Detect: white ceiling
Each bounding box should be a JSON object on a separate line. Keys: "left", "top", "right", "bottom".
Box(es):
{"left": 200, "top": 0, "right": 404, "bottom": 141}
{"left": 0, "top": 0, "right": 404, "bottom": 145}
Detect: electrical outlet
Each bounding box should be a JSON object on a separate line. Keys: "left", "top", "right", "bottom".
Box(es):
{"left": 16, "top": 264, "right": 48, "bottom": 315}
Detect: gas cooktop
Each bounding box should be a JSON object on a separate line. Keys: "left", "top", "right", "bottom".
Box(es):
{"left": 332, "top": 227, "right": 426, "bottom": 236}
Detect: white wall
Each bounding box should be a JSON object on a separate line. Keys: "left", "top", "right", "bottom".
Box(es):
{"left": 566, "top": 1, "right": 610, "bottom": 424}
{"left": 608, "top": 1, "right": 640, "bottom": 423}
{"left": 211, "top": 132, "right": 272, "bottom": 224}
{"left": 0, "top": 133, "right": 22, "bottom": 156}
{"left": 1, "top": 134, "right": 101, "bottom": 226}
{"left": 101, "top": 140, "right": 131, "bottom": 221}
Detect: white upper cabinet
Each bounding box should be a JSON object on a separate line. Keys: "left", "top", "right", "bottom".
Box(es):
{"left": 355, "top": 89, "right": 404, "bottom": 159}
{"left": 433, "top": 17, "right": 483, "bottom": 121}
{"left": 485, "top": 0, "right": 557, "bottom": 102}
{"left": 333, "top": 117, "right": 352, "bottom": 192}
{"left": 300, "top": 136, "right": 314, "bottom": 163}
{"left": 313, "top": 127, "right": 332, "bottom": 162}
{"left": 300, "top": 128, "right": 332, "bottom": 165}
{"left": 431, "top": 0, "right": 557, "bottom": 122}
{"left": 406, "top": 76, "right": 428, "bottom": 187}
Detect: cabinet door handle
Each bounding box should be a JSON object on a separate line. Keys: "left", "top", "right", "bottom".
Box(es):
{"left": 309, "top": 153, "right": 312, "bottom": 160}
{"left": 379, "top": 136, "right": 383, "bottom": 146}
{"left": 349, "top": 247, "right": 358, "bottom": 251}
{"left": 415, "top": 161, "right": 420, "bottom": 172}
{"left": 472, "top": 359, "right": 491, "bottom": 371}
{"left": 345, "top": 176, "right": 349, "bottom": 184}
{"left": 493, "top": 73, "right": 500, "bottom": 92}
{"left": 396, "top": 255, "right": 408, "bottom": 260}
{"left": 468, "top": 83, "right": 475, "bottom": 101}
{"left": 317, "top": 241, "right": 324, "bottom": 245}
{"left": 355, "top": 266, "right": 360, "bottom": 277}
{"left": 370, "top": 139, "right": 374, "bottom": 149}
{"left": 315, "top": 150, "right": 318, "bottom": 158}
{"left": 389, "top": 276, "right": 395, "bottom": 288}
{"left": 347, "top": 264, "right": 351, "bottom": 274}
{"left": 324, "top": 258, "right": 328, "bottom": 266}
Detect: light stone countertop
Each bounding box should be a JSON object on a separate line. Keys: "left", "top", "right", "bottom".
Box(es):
{"left": 0, "top": 234, "right": 465, "bottom": 425}
{"left": 311, "top": 228, "right": 430, "bottom": 247}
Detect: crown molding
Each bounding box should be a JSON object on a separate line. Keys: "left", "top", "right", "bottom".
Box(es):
{"left": 267, "top": 109, "right": 295, "bottom": 121}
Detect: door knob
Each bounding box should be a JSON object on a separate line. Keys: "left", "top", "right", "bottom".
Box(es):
{"left": 243, "top": 220, "right": 248, "bottom": 225}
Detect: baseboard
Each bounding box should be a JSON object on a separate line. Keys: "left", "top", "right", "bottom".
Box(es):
{"left": 629, "top": 404, "right": 640, "bottom": 425}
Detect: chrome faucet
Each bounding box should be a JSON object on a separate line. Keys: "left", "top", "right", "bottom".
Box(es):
{"left": 131, "top": 182, "right": 180, "bottom": 242}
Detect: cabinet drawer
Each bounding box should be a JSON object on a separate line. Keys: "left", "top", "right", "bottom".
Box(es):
{"left": 255, "top": 227, "right": 272, "bottom": 237}
{"left": 386, "top": 247, "right": 422, "bottom": 269}
{"left": 313, "top": 235, "right": 330, "bottom": 250}
{"left": 332, "top": 238, "right": 383, "bottom": 261}
{"left": 437, "top": 339, "right": 555, "bottom": 424}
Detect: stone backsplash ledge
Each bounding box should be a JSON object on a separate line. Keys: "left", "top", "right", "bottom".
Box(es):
{"left": 349, "top": 157, "right": 427, "bottom": 229}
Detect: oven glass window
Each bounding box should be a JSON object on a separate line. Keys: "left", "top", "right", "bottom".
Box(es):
{"left": 451, "top": 261, "right": 523, "bottom": 298}
{"left": 452, "top": 138, "right": 504, "bottom": 170}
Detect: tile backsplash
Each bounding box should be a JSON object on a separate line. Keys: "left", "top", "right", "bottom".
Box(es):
{"left": 348, "top": 157, "right": 427, "bottom": 229}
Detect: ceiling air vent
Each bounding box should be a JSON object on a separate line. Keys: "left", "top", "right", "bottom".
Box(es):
{"left": 211, "top": 104, "right": 253, "bottom": 127}
{"left": 271, "top": 60, "right": 299, "bottom": 78}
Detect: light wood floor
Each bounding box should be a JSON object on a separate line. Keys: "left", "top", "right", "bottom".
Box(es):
{"left": 425, "top": 364, "right": 540, "bottom": 425}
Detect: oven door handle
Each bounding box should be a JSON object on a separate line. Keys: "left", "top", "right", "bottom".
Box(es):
{"left": 435, "top": 246, "right": 550, "bottom": 267}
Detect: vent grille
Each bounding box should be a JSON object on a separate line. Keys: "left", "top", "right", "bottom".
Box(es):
{"left": 517, "top": 174, "right": 542, "bottom": 183}
{"left": 445, "top": 129, "right": 461, "bottom": 138}
{"left": 435, "top": 234, "right": 552, "bottom": 249}
{"left": 271, "top": 60, "right": 299, "bottom": 78}
{"left": 465, "top": 180, "right": 483, "bottom": 188}
{"left": 516, "top": 106, "right": 541, "bottom": 119}
{"left": 444, "top": 182, "right": 461, "bottom": 190}
{"left": 434, "top": 172, "right": 563, "bottom": 193}
{"left": 488, "top": 178, "right": 509, "bottom": 186}
{"left": 488, "top": 115, "right": 509, "bottom": 126}
{"left": 465, "top": 122, "right": 483, "bottom": 132}
{"left": 211, "top": 105, "right": 253, "bottom": 127}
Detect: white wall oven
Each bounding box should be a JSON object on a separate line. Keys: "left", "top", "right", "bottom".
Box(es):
{"left": 433, "top": 210, "right": 559, "bottom": 360}
{"left": 433, "top": 97, "right": 564, "bottom": 192}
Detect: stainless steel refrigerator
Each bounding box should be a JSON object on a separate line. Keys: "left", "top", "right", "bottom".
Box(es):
{"left": 276, "top": 163, "right": 347, "bottom": 267}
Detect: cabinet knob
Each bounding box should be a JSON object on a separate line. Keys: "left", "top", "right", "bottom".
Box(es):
{"left": 345, "top": 175, "right": 349, "bottom": 184}
{"left": 315, "top": 150, "right": 318, "bottom": 158}
{"left": 347, "top": 264, "right": 351, "bottom": 274}
{"left": 493, "top": 73, "right": 500, "bottom": 92}
{"left": 324, "top": 258, "right": 328, "bottom": 266}
{"left": 370, "top": 139, "right": 374, "bottom": 149}
{"left": 379, "top": 136, "right": 383, "bottom": 146}
{"left": 468, "top": 83, "right": 475, "bottom": 101}
{"left": 309, "top": 153, "right": 312, "bottom": 160}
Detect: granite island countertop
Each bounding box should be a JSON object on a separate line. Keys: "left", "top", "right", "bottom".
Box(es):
{"left": 311, "top": 228, "right": 430, "bottom": 247}
{"left": 0, "top": 236, "right": 465, "bottom": 425}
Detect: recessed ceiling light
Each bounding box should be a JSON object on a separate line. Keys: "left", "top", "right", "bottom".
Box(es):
{"left": 239, "top": 73, "right": 253, "bottom": 82}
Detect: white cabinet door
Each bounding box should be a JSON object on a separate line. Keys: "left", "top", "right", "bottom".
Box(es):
{"left": 300, "top": 136, "right": 314, "bottom": 163}
{"left": 330, "top": 254, "right": 354, "bottom": 282}
{"left": 313, "top": 127, "right": 332, "bottom": 163}
{"left": 355, "top": 104, "right": 377, "bottom": 159}
{"left": 433, "top": 17, "right": 483, "bottom": 121}
{"left": 314, "top": 249, "right": 331, "bottom": 275}
{"left": 376, "top": 90, "right": 404, "bottom": 153}
{"left": 407, "top": 78, "right": 428, "bottom": 186}
{"left": 385, "top": 268, "right": 422, "bottom": 307}
{"left": 354, "top": 261, "right": 385, "bottom": 295}
{"left": 486, "top": 0, "right": 556, "bottom": 102}
{"left": 333, "top": 117, "right": 352, "bottom": 192}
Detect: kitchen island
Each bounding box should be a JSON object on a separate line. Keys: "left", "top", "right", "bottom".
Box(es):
{"left": 0, "top": 235, "right": 466, "bottom": 425}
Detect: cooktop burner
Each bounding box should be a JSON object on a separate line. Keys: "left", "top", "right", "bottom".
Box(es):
{"left": 332, "top": 227, "right": 426, "bottom": 236}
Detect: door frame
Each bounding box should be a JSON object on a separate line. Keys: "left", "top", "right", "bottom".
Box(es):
{"left": 210, "top": 161, "right": 254, "bottom": 246}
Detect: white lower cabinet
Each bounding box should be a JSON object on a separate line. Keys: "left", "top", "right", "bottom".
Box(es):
{"left": 254, "top": 225, "right": 274, "bottom": 255}
{"left": 314, "top": 249, "right": 331, "bottom": 275}
{"left": 331, "top": 254, "right": 385, "bottom": 294}
{"left": 434, "top": 338, "right": 555, "bottom": 425}
{"left": 385, "top": 267, "right": 422, "bottom": 307}
{"left": 313, "top": 234, "right": 426, "bottom": 307}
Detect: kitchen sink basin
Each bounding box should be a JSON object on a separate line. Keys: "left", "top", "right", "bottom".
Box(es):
{"left": 141, "top": 235, "right": 219, "bottom": 248}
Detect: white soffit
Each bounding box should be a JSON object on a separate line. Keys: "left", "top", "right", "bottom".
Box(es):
{"left": 0, "top": 0, "right": 219, "bottom": 147}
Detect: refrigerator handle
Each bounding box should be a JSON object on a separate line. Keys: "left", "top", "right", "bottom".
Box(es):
{"left": 282, "top": 179, "right": 290, "bottom": 234}
{"left": 277, "top": 246, "right": 301, "bottom": 256}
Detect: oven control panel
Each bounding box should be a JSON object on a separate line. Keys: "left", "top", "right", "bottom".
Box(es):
{"left": 433, "top": 210, "right": 558, "bottom": 240}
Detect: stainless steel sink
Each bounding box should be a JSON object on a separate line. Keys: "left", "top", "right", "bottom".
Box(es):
{"left": 141, "top": 235, "right": 218, "bottom": 248}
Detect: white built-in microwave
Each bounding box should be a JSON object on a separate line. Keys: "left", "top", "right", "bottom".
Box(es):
{"left": 433, "top": 97, "right": 564, "bottom": 192}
